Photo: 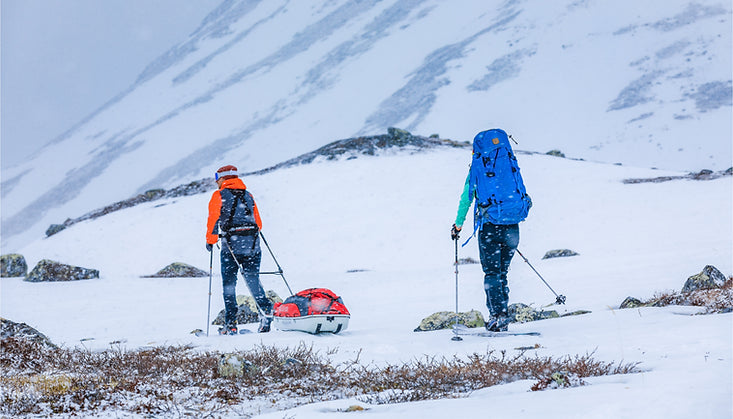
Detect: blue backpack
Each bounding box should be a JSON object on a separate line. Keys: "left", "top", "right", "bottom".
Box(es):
{"left": 468, "top": 129, "right": 531, "bottom": 229}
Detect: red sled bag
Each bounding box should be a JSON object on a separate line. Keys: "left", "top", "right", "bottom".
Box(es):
{"left": 273, "top": 288, "right": 350, "bottom": 334}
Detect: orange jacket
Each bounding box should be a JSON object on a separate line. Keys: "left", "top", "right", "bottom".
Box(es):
{"left": 206, "top": 178, "right": 262, "bottom": 245}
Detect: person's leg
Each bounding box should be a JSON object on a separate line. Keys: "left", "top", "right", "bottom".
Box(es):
{"left": 238, "top": 251, "right": 274, "bottom": 333}
{"left": 495, "top": 224, "right": 519, "bottom": 323}
{"left": 220, "top": 250, "right": 239, "bottom": 328}
{"left": 498, "top": 224, "right": 519, "bottom": 283}
{"left": 238, "top": 251, "right": 272, "bottom": 314}
{"left": 478, "top": 224, "right": 505, "bottom": 319}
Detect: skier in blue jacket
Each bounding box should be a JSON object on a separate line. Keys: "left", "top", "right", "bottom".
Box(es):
{"left": 451, "top": 129, "right": 531, "bottom": 332}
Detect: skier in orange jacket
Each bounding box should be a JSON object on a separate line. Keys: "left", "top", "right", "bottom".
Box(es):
{"left": 206, "top": 165, "right": 272, "bottom": 334}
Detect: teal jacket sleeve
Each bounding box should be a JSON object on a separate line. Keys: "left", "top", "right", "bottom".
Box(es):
{"left": 454, "top": 172, "right": 473, "bottom": 228}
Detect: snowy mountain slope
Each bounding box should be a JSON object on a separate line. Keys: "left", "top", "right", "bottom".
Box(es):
{"left": 2, "top": 145, "right": 731, "bottom": 417}
{"left": 2, "top": 0, "right": 731, "bottom": 252}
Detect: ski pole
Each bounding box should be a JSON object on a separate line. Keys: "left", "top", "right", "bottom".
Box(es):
{"left": 454, "top": 238, "right": 459, "bottom": 313}
{"left": 206, "top": 247, "right": 213, "bottom": 336}
{"left": 451, "top": 237, "right": 463, "bottom": 341}
{"left": 259, "top": 232, "right": 293, "bottom": 296}
{"left": 515, "top": 249, "right": 566, "bottom": 305}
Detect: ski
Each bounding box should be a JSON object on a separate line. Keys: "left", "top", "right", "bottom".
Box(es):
{"left": 192, "top": 328, "right": 252, "bottom": 337}
{"left": 452, "top": 324, "right": 540, "bottom": 337}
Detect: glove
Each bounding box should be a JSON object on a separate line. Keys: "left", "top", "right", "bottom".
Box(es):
{"left": 206, "top": 243, "right": 213, "bottom": 252}
{"left": 451, "top": 224, "right": 462, "bottom": 240}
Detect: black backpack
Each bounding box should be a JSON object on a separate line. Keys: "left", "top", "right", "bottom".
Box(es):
{"left": 220, "top": 189, "right": 258, "bottom": 237}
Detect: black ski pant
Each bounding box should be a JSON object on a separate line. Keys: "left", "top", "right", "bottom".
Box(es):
{"left": 221, "top": 247, "right": 272, "bottom": 326}
{"left": 478, "top": 223, "right": 519, "bottom": 319}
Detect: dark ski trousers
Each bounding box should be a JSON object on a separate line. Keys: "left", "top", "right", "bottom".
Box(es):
{"left": 478, "top": 223, "right": 519, "bottom": 319}
{"left": 221, "top": 247, "right": 272, "bottom": 326}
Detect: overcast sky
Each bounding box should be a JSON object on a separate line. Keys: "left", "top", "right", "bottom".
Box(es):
{"left": 1, "top": 0, "right": 220, "bottom": 168}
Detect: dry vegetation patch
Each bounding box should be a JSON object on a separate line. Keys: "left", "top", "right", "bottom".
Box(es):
{"left": 1, "top": 338, "right": 638, "bottom": 417}
{"left": 640, "top": 278, "right": 733, "bottom": 313}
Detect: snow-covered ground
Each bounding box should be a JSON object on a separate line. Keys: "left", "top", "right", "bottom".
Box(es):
{"left": 3, "top": 0, "right": 731, "bottom": 252}
{"left": 2, "top": 146, "right": 731, "bottom": 417}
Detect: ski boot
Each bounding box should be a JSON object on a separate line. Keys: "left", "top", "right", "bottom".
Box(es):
{"left": 258, "top": 314, "right": 273, "bottom": 333}
{"left": 485, "top": 316, "right": 509, "bottom": 332}
{"left": 218, "top": 324, "right": 238, "bottom": 335}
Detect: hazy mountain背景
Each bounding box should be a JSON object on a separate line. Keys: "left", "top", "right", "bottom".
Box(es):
{"left": 1, "top": 0, "right": 731, "bottom": 251}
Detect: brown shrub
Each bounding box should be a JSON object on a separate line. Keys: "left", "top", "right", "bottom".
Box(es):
{"left": 0, "top": 338, "right": 639, "bottom": 416}
{"left": 646, "top": 277, "right": 733, "bottom": 313}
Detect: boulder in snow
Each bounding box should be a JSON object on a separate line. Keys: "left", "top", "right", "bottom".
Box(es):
{"left": 25, "top": 259, "right": 99, "bottom": 282}
{"left": 143, "top": 262, "right": 208, "bottom": 278}
{"left": 238, "top": 291, "right": 282, "bottom": 314}
{"left": 218, "top": 353, "right": 256, "bottom": 378}
{"left": 682, "top": 265, "right": 727, "bottom": 293}
{"left": 1, "top": 253, "right": 27, "bottom": 277}
{"left": 542, "top": 249, "right": 579, "bottom": 259}
{"left": 213, "top": 304, "right": 259, "bottom": 325}
{"left": 546, "top": 149, "right": 566, "bottom": 158}
{"left": 508, "top": 303, "right": 559, "bottom": 323}
{"left": 212, "top": 290, "right": 282, "bottom": 325}
{"left": 0, "top": 317, "right": 57, "bottom": 349}
{"left": 620, "top": 297, "right": 645, "bottom": 309}
{"left": 414, "top": 310, "right": 485, "bottom": 332}
{"left": 45, "top": 223, "right": 67, "bottom": 237}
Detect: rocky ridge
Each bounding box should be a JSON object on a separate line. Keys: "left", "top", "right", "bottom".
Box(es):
{"left": 45, "top": 129, "right": 467, "bottom": 237}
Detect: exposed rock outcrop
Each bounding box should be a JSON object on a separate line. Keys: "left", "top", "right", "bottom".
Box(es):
{"left": 508, "top": 303, "right": 560, "bottom": 323}
{"left": 682, "top": 265, "right": 727, "bottom": 293}
{"left": 46, "top": 129, "right": 469, "bottom": 236}
{"left": 212, "top": 291, "right": 282, "bottom": 325}
{"left": 25, "top": 259, "right": 99, "bottom": 282}
{"left": 0, "top": 318, "right": 57, "bottom": 349}
{"left": 620, "top": 265, "right": 731, "bottom": 313}
{"left": 546, "top": 150, "right": 566, "bottom": 158}
{"left": 414, "top": 310, "right": 485, "bottom": 332}
{"left": 542, "top": 249, "right": 579, "bottom": 259}
{"left": 143, "top": 262, "right": 208, "bottom": 278}
{"left": 623, "top": 168, "right": 732, "bottom": 184}
{"left": 218, "top": 353, "right": 256, "bottom": 378}
{"left": 620, "top": 297, "right": 645, "bottom": 309}
{"left": 1, "top": 253, "right": 27, "bottom": 277}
